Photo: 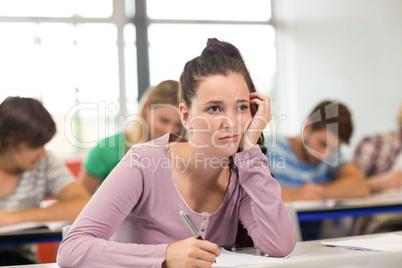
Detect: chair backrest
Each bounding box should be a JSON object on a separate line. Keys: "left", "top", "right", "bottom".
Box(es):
{"left": 285, "top": 204, "right": 302, "bottom": 241}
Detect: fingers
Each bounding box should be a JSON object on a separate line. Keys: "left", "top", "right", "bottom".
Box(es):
{"left": 240, "top": 92, "right": 272, "bottom": 151}
{"left": 199, "top": 240, "right": 220, "bottom": 259}
{"left": 249, "top": 92, "right": 272, "bottom": 121}
{"left": 249, "top": 92, "right": 270, "bottom": 105}
{"left": 165, "top": 238, "right": 220, "bottom": 268}
{"left": 299, "top": 183, "right": 325, "bottom": 200}
{"left": 190, "top": 239, "right": 219, "bottom": 265}
{"left": 192, "top": 249, "right": 218, "bottom": 265}
{"left": 249, "top": 92, "right": 270, "bottom": 103}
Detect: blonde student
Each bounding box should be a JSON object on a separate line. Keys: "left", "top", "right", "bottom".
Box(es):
{"left": 80, "top": 80, "right": 182, "bottom": 194}
{"left": 57, "top": 38, "right": 296, "bottom": 268}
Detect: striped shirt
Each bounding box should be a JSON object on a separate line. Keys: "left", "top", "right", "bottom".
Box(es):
{"left": 0, "top": 152, "right": 74, "bottom": 263}
{"left": 265, "top": 135, "right": 348, "bottom": 187}
{"left": 353, "top": 130, "right": 402, "bottom": 176}
{"left": 0, "top": 152, "right": 74, "bottom": 211}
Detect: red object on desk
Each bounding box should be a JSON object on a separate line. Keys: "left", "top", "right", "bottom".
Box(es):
{"left": 64, "top": 157, "right": 83, "bottom": 179}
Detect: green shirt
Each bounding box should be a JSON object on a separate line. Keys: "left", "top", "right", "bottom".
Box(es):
{"left": 84, "top": 132, "right": 126, "bottom": 181}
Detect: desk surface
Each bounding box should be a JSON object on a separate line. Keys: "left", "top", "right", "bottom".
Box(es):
{"left": 235, "top": 231, "right": 402, "bottom": 267}
{"left": 287, "top": 190, "right": 402, "bottom": 222}
{"left": 6, "top": 232, "right": 402, "bottom": 268}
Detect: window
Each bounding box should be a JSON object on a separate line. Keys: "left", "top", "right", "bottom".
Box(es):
{"left": 146, "top": 0, "right": 271, "bottom": 21}
{"left": 146, "top": 0, "right": 276, "bottom": 100}
{"left": 148, "top": 24, "right": 276, "bottom": 96}
{"left": 0, "top": 0, "right": 134, "bottom": 157}
{"left": 0, "top": 0, "right": 275, "bottom": 157}
{"left": 0, "top": 0, "right": 113, "bottom": 18}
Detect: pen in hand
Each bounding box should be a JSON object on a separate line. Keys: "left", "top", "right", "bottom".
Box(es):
{"left": 179, "top": 211, "right": 217, "bottom": 263}
{"left": 179, "top": 211, "right": 203, "bottom": 240}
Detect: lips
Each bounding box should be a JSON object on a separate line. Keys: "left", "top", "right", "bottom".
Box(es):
{"left": 219, "top": 135, "right": 239, "bottom": 143}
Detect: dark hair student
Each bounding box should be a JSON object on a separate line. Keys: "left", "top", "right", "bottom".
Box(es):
{"left": 0, "top": 96, "right": 56, "bottom": 153}
{"left": 180, "top": 38, "right": 267, "bottom": 154}
{"left": 0, "top": 96, "right": 90, "bottom": 265}
{"left": 57, "top": 38, "right": 296, "bottom": 268}
{"left": 308, "top": 100, "right": 353, "bottom": 144}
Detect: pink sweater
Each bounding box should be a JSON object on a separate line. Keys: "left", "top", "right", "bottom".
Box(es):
{"left": 57, "top": 134, "right": 296, "bottom": 267}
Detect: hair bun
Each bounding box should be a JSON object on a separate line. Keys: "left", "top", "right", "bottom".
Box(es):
{"left": 202, "top": 38, "right": 242, "bottom": 59}
{"left": 206, "top": 38, "right": 221, "bottom": 47}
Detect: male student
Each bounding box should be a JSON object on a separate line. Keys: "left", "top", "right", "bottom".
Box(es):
{"left": 353, "top": 101, "right": 402, "bottom": 193}
{"left": 266, "top": 100, "right": 370, "bottom": 239}
{"left": 352, "top": 101, "right": 402, "bottom": 234}
{"left": 0, "top": 96, "right": 90, "bottom": 265}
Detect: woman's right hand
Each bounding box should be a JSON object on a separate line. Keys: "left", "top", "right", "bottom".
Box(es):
{"left": 164, "top": 237, "right": 220, "bottom": 268}
{"left": 240, "top": 92, "right": 272, "bottom": 151}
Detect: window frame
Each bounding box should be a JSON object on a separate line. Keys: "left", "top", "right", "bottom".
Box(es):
{"left": 0, "top": 0, "right": 275, "bottom": 117}
{"left": 134, "top": 0, "right": 275, "bottom": 99}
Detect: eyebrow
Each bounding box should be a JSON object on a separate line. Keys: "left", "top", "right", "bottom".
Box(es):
{"left": 204, "top": 99, "right": 249, "bottom": 106}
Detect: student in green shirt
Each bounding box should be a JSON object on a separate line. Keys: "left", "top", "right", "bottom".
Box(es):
{"left": 80, "top": 80, "right": 182, "bottom": 194}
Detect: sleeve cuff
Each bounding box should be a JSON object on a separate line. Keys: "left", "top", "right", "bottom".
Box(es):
{"left": 233, "top": 145, "right": 265, "bottom": 165}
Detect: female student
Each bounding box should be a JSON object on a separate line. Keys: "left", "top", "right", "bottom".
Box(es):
{"left": 57, "top": 38, "right": 296, "bottom": 268}
{"left": 80, "top": 80, "right": 182, "bottom": 194}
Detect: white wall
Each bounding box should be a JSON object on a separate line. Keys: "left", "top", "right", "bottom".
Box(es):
{"left": 273, "top": 0, "right": 402, "bottom": 156}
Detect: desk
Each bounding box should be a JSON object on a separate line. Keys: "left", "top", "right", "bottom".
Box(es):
{"left": 236, "top": 231, "right": 402, "bottom": 267}
{"left": 0, "top": 229, "right": 62, "bottom": 246}
{"left": 283, "top": 231, "right": 402, "bottom": 267}
{"left": 287, "top": 191, "right": 402, "bottom": 222}
{"left": 6, "top": 232, "right": 402, "bottom": 268}
{"left": 5, "top": 264, "right": 58, "bottom": 268}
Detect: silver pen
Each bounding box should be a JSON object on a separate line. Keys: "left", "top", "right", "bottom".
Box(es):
{"left": 179, "top": 211, "right": 217, "bottom": 263}
{"left": 179, "top": 211, "right": 203, "bottom": 240}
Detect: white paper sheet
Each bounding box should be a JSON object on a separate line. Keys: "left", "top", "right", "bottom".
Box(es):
{"left": 286, "top": 199, "right": 336, "bottom": 210}
{"left": 321, "top": 233, "right": 402, "bottom": 252}
{"left": 212, "top": 248, "right": 287, "bottom": 267}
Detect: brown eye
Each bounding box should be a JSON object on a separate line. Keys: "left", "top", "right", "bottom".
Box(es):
{"left": 207, "top": 106, "right": 221, "bottom": 112}
{"left": 237, "top": 105, "right": 249, "bottom": 111}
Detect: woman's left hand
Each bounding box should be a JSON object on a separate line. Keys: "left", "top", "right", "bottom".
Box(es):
{"left": 240, "top": 92, "right": 272, "bottom": 151}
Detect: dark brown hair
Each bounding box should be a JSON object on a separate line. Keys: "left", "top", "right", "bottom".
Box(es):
{"left": 0, "top": 96, "right": 56, "bottom": 152}
{"left": 308, "top": 100, "right": 353, "bottom": 144}
{"left": 179, "top": 38, "right": 266, "bottom": 153}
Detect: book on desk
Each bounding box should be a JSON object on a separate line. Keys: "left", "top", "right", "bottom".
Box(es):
{"left": 0, "top": 221, "right": 72, "bottom": 234}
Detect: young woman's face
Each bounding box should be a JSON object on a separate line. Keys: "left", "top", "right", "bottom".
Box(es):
{"left": 184, "top": 73, "right": 252, "bottom": 157}
{"left": 147, "top": 105, "right": 181, "bottom": 140}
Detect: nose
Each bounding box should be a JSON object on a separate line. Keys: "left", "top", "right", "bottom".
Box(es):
{"left": 221, "top": 111, "right": 238, "bottom": 130}
{"left": 323, "top": 149, "right": 336, "bottom": 160}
